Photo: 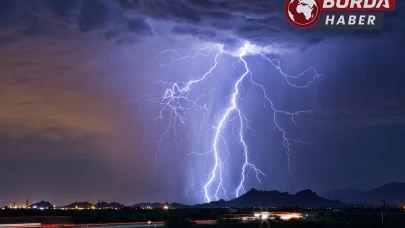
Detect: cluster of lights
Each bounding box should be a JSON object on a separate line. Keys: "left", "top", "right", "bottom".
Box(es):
{"left": 3, "top": 205, "right": 28, "bottom": 209}
{"left": 32, "top": 205, "right": 50, "bottom": 210}
{"left": 1, "top": 205, "right": 121, "bottom": 210}
{"left": 59, "top": 206, "right": 119, "bottom": 210}
{"left": 253, "top": 212, "right": 302, "bottom": 221}
{"left": 254, "top": 213, "right": 269, "bottom": 220}
{"left": 0, "top": 204, "right": 59, "bottom": 210}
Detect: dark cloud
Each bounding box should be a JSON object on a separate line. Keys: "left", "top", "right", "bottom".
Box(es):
{"left": 119, "top": 0, "right": 202, "bottom": 23}
{"left": 0, "top": 1, "right": 21, "bottom": 27}
{"left": 104, "top": 29, "right": 121, "bottom": 40}
{"left": 78, "top": 0, "right": 111, "bottom": 32}
{"left": 1, "top": 0, "right": 403, "bottom": 50}
{"left": 127, "top": 18, "right": 154, "bottom": 36}
{"left": 0, "top": 0, "right": 154, "bottom": 45}
{"left": 171, "top": 25, "right": 217, "bottom": 38}
{"left": 119, "top": 0, "right": 405, "bottom": 49}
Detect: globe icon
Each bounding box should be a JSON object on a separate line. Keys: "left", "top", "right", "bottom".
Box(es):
{"left": 286, "top": 0, "right": 320, "bottom": 28}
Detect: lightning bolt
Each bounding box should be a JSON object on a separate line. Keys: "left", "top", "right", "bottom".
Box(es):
{"left": 147, "top": 43, "right": 322, "bottom": 202}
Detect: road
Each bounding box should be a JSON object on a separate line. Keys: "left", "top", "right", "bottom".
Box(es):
{"left": 74, "top": 224, "right": 163, "bottom": 228}
{"left": 14, "top": 220, "right": 216, "bottom": 228}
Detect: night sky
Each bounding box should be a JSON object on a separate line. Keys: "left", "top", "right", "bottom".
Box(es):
{"left": 1, "top": 0, "right": 405, "bottom": 207}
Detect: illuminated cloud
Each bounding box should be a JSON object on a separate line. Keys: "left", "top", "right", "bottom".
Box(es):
{"left": 0, "top": 36, "right": 119, "bottom": 139}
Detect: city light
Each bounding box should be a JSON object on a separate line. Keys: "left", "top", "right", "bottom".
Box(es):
{"left": 250, "top": 212, "right": 302, "bottom": 221}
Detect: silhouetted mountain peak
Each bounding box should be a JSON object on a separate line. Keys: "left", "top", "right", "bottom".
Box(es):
{"left": 296, "top": 189, "right": 318, "bottom": 197}
{"left": 377, "top": 182, "right": 404, "bottom": 188}
{"left": 132, "top": 188, "right": 344, "bottom": 208}
{"left": 169, "top": 202, "right": 190, "bottom": 208}
{"left": 30, "top": 201, "right": 53, "bottom": 208}
{"left": 63, "top": 202, "right": 93, "bottom": 209}
{"left": 369, "top": 182, "right": 405, "bottom": 192}
{"left": 198, "top": 188, "right": 345, "bottom": 208}
{"left": 322, "top": 182, "right": 405, "bottom": 205}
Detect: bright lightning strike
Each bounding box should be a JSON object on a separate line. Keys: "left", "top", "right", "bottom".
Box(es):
{"left": 147, "top": 42, "right": 322, "bottom": 203}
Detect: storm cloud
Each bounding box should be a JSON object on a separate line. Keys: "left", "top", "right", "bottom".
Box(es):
{"left": 1, "top": 0, "right": 404, "bottom": 50}
{"left": 1, "top": 0, "right": 405, "bottom": 206}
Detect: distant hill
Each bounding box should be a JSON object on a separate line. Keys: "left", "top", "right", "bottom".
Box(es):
{"left": 195, "top": 188, "right": 344, "bottom": 208}
{"left": 109, "top": 202, "right": 126, "bottom": 208}
{"left": 30, "top": 201, "right": 53, "bottom": 209}
{"left": 322, "top": 182, "right": 405, "bottom": 206}
{"left": 169, "top": 202, "right": 191, "bottom": 209}
{"left": 63, "top": 202, "right": 93, "bottom": 209}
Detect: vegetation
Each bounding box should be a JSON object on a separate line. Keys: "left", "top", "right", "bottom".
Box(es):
{"left": 1, "top": 208, "right": 404, "bottom": 227}
{"left": 164, "top": 218, "right": 197, "bottom": 228}
{"left": 0, "top": 208, "right": 226, "bottom": 224}
{"left": 169, "top": 216, "right": 405, "bottom": 228}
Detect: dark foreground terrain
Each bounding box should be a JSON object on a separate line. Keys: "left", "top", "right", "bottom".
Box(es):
{"left": 1, "top": 207, "right": 405, "bottom": 227}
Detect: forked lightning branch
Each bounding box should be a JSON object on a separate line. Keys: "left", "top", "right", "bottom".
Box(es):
{"left": 147, "top": 43, "right": 322, "bottom": 202}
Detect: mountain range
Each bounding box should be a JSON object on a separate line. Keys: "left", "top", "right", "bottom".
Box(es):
{"left": 132, "top": 183, "right": 405, "bottom": 208}
{"left": 321, "top": 182, "right": 405, "bottom": 206}
{"left": 26, "top": 182, "right": 405, "bottom": 209}
{"left": 193, "top": 188, "right": 344, "bottom": 208}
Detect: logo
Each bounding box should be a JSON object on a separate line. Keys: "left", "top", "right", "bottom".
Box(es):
{"left": 285, "top": 0, "right": 321, "bottom": 28}
{"left": 285, "top": 0, "right": 397, "bottom": 29}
